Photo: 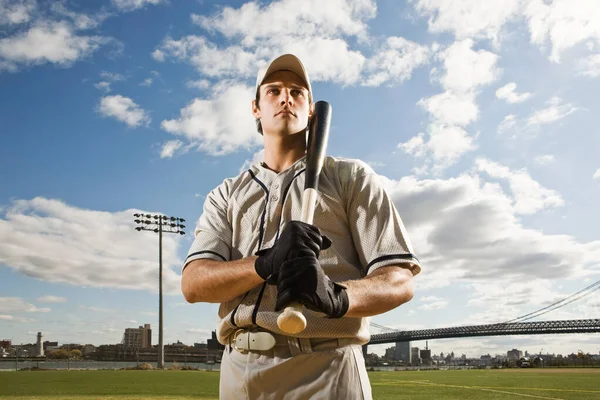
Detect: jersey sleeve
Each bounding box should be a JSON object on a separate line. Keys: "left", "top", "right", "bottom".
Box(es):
{"left": 182, "top": 181, "right": 232, "bottom": 272}
{"left": 345, "top": 166, "right": 421, "bottom": 276}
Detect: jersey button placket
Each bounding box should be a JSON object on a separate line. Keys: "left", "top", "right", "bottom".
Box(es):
{"left": 271, "top": 180, "right": 281, "bottom": 202}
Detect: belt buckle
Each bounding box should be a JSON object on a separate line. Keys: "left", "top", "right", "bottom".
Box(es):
{"left": 231, "top": 328, "right": 248, "bottom": 354}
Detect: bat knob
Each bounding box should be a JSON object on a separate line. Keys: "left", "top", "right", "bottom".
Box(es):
{"left": 277, "top": 304, "right": 307, "bottom": 334}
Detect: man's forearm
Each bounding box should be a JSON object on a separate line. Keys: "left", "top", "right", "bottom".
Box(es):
{"left": 342, "top": 265, "right": 415, "bottom": 318}
{"left": 181, "top": 257, "right": 262, "bottom": 304}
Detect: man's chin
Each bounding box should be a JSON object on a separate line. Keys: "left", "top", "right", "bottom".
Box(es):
{"left": 266, "top": 124, "right": 308, "bottom": 136}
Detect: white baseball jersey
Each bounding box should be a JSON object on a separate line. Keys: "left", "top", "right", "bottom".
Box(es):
{"left": 183, "top": 155, "right": 421, "bottom": 345}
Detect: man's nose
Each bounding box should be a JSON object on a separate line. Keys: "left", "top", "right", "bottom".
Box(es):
{"left": 279, "top": 90, "right": 292, "bottom": 106}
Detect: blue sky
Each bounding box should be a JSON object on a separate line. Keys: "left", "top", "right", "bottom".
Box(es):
{"left": 1, "top": 0, "right": 599, "bottom": 358}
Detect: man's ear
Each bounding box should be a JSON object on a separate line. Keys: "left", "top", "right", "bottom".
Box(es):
{"left": 252, "top": 99, "right": 261, "bottom": 119}
{"left": 308, "top": 102, "right": 315, "bottom": 118}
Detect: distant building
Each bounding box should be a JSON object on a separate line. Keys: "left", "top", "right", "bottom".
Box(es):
{"left": 0, "top": 340, "right": 11, "bottom": 350}
{"left": 410, "top": 347, "right": 420, "bottom": 365}
{"left": 81, "top": 344, "right": 97, "bottom": 355}
{"left": 207, "top": 331, "right": 225, "bottom": 350}
{"left": 507, "top": 349, "right": 523, "bottom": 360}
{"left": 420, "top": 349, "right": 432, "bottom": 363}
{"left": 122, "top": 324, "right": 152, "bottom": 349}
{"left": 165, "top": 340, "right": 186, "bottom": 350}
{"left": 395, "top": 341, "right": 410, "bottom": 363}
{"left": 385, "top": 346, "right": 395, "bottom": 360}
{"left": 44, "top": 341, "right": 59, "bottom": 351}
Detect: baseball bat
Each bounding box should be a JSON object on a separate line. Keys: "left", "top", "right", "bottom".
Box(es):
{"left": 277, "top": 100, "right": 332, "bottom": 334}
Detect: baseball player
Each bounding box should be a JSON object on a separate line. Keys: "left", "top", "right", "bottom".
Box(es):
{"left": 181, "top": 54, "right": 421, "bottom": 400}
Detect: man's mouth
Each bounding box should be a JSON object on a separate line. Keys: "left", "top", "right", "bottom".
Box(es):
{"left": 276, "top": 110, "right": 295, "bottom": 117}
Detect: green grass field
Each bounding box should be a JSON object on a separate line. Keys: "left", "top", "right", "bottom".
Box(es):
{"left": 1, "top": 369, "right": 599, "bottom": 399}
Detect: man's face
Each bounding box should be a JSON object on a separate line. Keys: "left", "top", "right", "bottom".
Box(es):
{"left": 252, "top": 70, "right": 313, "bottom": 136}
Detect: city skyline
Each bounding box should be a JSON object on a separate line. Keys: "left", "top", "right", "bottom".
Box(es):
{"left": 1, "top": 0, "right": 599, "bottom": 358}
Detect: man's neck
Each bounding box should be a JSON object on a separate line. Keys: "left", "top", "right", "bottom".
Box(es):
{"left": 262, "top": 131, "right": 306, "bottom": 173}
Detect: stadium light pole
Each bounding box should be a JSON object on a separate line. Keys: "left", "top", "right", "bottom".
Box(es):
{"left": 133, "top": 213, "right": 186, "bottom": 369}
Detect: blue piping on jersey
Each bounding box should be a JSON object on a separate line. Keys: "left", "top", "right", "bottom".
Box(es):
{"left": 228, "top": 170, "right": 269, "bottom": 328}
{"left": 252, "top": 282, "right": 268, "bottom": 326}
{"left": 230, "top": 291, "right": 250, "bottom": 328}
{"left": 248, "top": 169, "right": 269, "bottom": 250}
{"left": 365, "top": 253, "right": 419, "bottom": 273}
{"left": 182, "top": 251, "right": 226, "bottom": 272}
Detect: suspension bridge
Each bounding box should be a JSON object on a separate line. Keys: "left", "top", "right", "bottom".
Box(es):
{"left": 368, "top": 318, "right": 600, "bottom": 344}
{"left": 367, "top": 277, "right": 600, "bottom": 348}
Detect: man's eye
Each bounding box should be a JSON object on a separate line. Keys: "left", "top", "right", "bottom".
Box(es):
{"left": 268, "top": 88, "right": 280, "bottom": 95}
{"left": 291, "top": 90, "right": 303, "bottom": 96}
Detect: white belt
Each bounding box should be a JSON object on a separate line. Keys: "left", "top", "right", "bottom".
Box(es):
{"left": 231, "top": 329, "right": 277, "bottom": 353}
{"left": 229, "top": 329, "right": 364, "bottom": 355}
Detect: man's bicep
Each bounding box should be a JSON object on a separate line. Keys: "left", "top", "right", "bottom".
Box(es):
{"left": 368, "top": 264, "right": 415, "bottom": 280}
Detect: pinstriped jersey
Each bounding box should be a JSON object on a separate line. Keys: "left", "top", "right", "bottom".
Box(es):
{"left": 183, "top": 155, "right": 421, "bottom": 345}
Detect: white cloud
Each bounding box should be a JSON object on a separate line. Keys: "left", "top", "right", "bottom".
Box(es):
{"left": 0, "top": 197, "right": 184, "bottom": 294}
{"left": 362, "top": 37, "right": 431, "bottom": 87}
{"left": 79, "top": 306, "right": 115, "bottom": 312}
{"left": 161, "top": 82, "right": 261, "bottom": 155}
{"left": 578, "top": 53, "right": 600, "bottom": 77}
{"left": 496, "top": 82, "right": 532, "bottom": 103}
{"left": 111, "top": 0, "right": 164, "bottom": 12}
{"left": 426, "top": 124, "right": 476, "bottom": 165}
{"left": 593, "top": 169, "right": 600, "bottom": 179}
{"left": 398, "top": 125, "right": 477, "bottom": 173}
{"left": 526, "top": 96, "right": 577, "bottom": 126}
{"left": 187, "top": 79, "right": 211, "bottom": 90}
{"left": 156, "top": 35, "right": 366, "bottom": 87}
{"left": 37, "top": 295, "right": 67, "bottom": 303}
{"left": 534, "top": 155, "right": 555, "bottom": 166}
{"left": 141, "top": 311, "right": 158, "bottom": 316}
{"left": 0, "top": 297, "right": 51, "bottom": 313}
{"left": 100, "top": 71, "right": 125, "bottom": 82}
{"left": 413, "top": 0, "right": 600, "bottom": 64}
{"left": 157, "top": 0, "right": 429, "bottom": 88}
{"left": 418, "top": 295, "right": 448, "bottom": 310}
{"left": 413, "top": 0, "right": 523, "bottom": 44}
{"left": 186, "top": 328, "right": 212, "bottom": 334}
{"left": 0, "top": 21, "right": 108, "bottom": 71}
{"left": 437, "top": 39, "right": 501, "bottom": 93}
{"left": 382, "top": 172, "right": 600, "bottom": 291}
{"left": 151, "top": 49, "right": 164, "bottom": 61}
{"left": 497, "top": 114, "right": 517, "bottom": 134}
{"left": 0, "top": 314, "right": 33, "bottom": 322}
{"left": 418, "top": 91, "right": 478, "bottom": 126}
{"left": 524, "top": 0, "right": 600, "bottom": 62}
{"left": 50, "top": 2, "right": 107, "bottom": 30}
{"left": 465, "top": 280, "right": 566, "bottom": 323}
{"left": 160, "top": 140, "right": 183, "bottom": 159}
{"left": 475, "top": 158, "right": 564, "bottom": 214}
{"left": 192, "top": 0, "right": 376, "bottom": 45}
{"left": 141, "top": 77, "right": 153, "bottom": 86}
{"left": 0, "top": 0, "right": 36, "bottom": 26}
{"left": 98, "top": 95, "right": 151, "bottom": 128}
{"left": 94, "top": 81, "right": 111, "bottom": 92}
{"left": 154, "top": 36, "right": 261, "bottom": 78}
{"left": 399, "top": 39, "right": 498, "bottom": 171}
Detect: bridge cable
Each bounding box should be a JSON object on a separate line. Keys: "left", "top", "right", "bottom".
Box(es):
{"left": 500, "top": 278, "right": 600, "bottom": 324}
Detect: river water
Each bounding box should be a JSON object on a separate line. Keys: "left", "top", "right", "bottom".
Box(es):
{"left": 0, "top": 360, "right": 220, "bottom": 371}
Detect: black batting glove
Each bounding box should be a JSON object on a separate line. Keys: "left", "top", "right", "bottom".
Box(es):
{"left": 274, "top": 255, "right": 349, "bottom": 319}
{"left": 254, "top": 221, "right": 332, "bottom": 284}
